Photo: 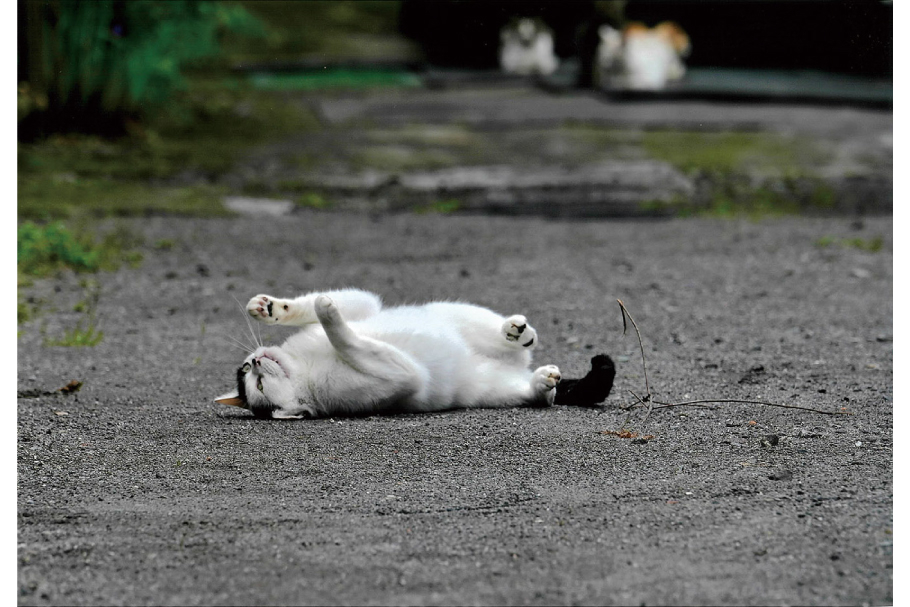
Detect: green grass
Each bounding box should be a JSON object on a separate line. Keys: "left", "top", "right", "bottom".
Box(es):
{"left": 815, "top": 235, "right": 884, "bottom": 252}
{"left": 45, "top": 318, "right": 105, "bottom": 347}
{"left": 18, "top": 222, "right": 102, "bottom": 278}
{"left": 18, "top": 222, "right": 142, "bottom": 334}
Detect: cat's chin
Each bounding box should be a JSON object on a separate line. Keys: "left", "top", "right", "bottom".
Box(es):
{"left": 255, "top": 346, "right": 294, "bottom": 378}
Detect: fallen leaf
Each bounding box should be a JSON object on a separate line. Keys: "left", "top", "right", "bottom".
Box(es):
{"left": 57, "top": 380, "right": 83, "bottom": 394}
{"left": 601, "top": 430, "right": 640, "bottom": 439}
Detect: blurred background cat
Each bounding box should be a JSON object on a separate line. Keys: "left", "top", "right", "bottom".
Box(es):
{"left": 594, "top": 21, "right": 690, "bottom": 90}
{"left": 499, "top": 17, "right": 560, "bottom": 76}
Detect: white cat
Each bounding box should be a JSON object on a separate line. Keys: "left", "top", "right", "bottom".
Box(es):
{"left": 214, "top": 288, "right": 564, "bottom": 420}
{"left": 499, "top": 17, "right": 560, "bottom": 76}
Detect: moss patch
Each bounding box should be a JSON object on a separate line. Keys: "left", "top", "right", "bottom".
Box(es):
{"left": 18, "top": 78, "right": 319, "bottom": 220}
{"left": 641, "top": 130, "right": 829, "bottom": 176}
{"left": 19, "top": 176, "right": 229, "bottom": 221}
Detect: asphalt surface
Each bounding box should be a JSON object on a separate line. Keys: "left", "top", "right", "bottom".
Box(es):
{"left": 17, "top": 211, "right": 892, "bottom": 605}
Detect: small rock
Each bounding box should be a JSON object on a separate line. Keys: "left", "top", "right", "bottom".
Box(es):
{"left": 850, "top": 268, "right": 872, "bottom": 279}
{"left": 223, "top": 196, "right": 295, "bottom": 216}
{"left": 768, "top": 469, "right": 793, "bottom": 481}
{"left": 760, "top": 434, "right": 780, "bottom": 448}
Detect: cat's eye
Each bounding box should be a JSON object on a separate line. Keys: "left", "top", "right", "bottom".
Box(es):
{"left": 241, "top": 363, "right": 251, "bottom": 373}
{"left": 257, "top": 378, "right": 264, "bottom": 392}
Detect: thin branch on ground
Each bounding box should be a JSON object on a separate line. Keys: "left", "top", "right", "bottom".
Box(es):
{"left": 614, "top": 299, "right": 850, "bottom": 419}
{"left": 650, "top": 398, "right": 849, "bottom": 416}
{"left": 617, "top": 299, "right": 651, "bottom": 401}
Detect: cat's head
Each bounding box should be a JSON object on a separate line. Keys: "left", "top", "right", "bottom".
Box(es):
{"left": 214, "top": 346, "right": 314, "bottom": 420}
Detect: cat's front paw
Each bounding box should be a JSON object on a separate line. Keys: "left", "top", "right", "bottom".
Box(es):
{"left": 247, "top": 294, "right": 290, "bottom": 324}
{"left": 314, "top": 294, "right": 341, "bottom": 324}
{"left": 502, "top": 315, "right": 537, "bottom": 348}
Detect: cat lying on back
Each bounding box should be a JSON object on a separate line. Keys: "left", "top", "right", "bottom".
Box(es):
{"left": 215, "top": 288, "right": 613, "bottom": 419}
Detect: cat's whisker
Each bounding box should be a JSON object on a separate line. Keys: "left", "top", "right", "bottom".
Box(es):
{"left": 233, "top": 295, "right": 262, "bottom": 352}
{"left": 216, "top": 332, "right": 254, "bottom": 354}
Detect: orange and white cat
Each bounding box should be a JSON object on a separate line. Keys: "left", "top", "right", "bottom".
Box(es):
{"left": 595, "top": 21, "right": 691, "bottom": 90}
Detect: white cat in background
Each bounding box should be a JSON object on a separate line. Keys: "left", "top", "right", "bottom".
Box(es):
{"left": 214, "top": 288, "right": 561, "bottom": 419}
{"left": 499, "top": 17, "right": 559, "bottom": 76}
{"left": 596, "top": 21, "right": 691, "bottom": 90}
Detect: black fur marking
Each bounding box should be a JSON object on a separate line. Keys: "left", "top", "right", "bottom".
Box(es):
{"left": 522, "top": 337, "right": 535, "bottom": 348}
{"left": 235, "top": 366, "right": 249, "bottom": 405}
{"left": 267, "top": 301, "right": 273, "bottom": 317}
{"left": 554, "top": 354, "right": 616, "bottom": 407}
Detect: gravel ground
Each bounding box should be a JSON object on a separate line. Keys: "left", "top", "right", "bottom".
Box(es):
{"left": 17, "top": 212, "right": 892, "bottom": 605}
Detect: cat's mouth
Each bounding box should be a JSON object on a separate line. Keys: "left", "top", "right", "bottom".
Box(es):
{"left": 257, "top": 351, "right": 290, "bottom": 378}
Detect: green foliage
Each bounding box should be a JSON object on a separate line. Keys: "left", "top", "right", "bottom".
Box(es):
{"left": 29, "top": 1, "right": 265, "bottom": 129}
{"left": 18, "top": 222, "right": 101, "bottom": 277}
{"left": 18, "top": 221, "right": 145, "bottom": 279}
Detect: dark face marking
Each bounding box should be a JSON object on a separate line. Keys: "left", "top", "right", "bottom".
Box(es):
{"left": 236, "top": 365, "right": 249, "bottom": 405}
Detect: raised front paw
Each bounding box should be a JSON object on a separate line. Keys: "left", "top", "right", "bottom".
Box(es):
{"left": 502, "top": 314, "right": 538, "bottom": 348}
{"left": 247, "top": 294, "right": 290, "bottom": 324}
{"left": 314, "top": 294, "right": 341, "bottom": 323}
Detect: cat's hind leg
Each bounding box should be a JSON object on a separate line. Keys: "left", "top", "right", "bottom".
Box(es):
{"left": 528, "top": 365, "right": 561, "bottom": 407}
{"left": 247, "top": 288, "right": 381, "bottom": 327}
{"left": 460, "top": 360, "right": 561, "bottom": 409}
{"left": 423, "top": 303, "right": 539, "bottom": 361}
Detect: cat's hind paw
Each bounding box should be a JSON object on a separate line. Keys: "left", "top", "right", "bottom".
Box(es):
{"left": 529, "top": 365, "right": 561, "bottom": 407}
{"left": 502, "top": 315, "right": 538, "bottom": 349}
{"left": 247, "top": 294, "right": 290, "bottom": 324}
{"left": 532, "top": 365, "right": 561, "bottom": 392}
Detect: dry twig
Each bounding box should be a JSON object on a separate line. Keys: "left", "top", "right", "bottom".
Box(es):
{"left": 615, "top": 299, "right": 850, "bottom": 419}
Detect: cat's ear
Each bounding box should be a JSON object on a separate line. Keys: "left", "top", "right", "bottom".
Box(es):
{"left": 214, "top": 390, "right": 248, "bottom": 408}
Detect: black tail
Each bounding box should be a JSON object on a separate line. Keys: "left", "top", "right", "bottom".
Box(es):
{"left": 554, "top": 354, "right": 615, "bottom": 407}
